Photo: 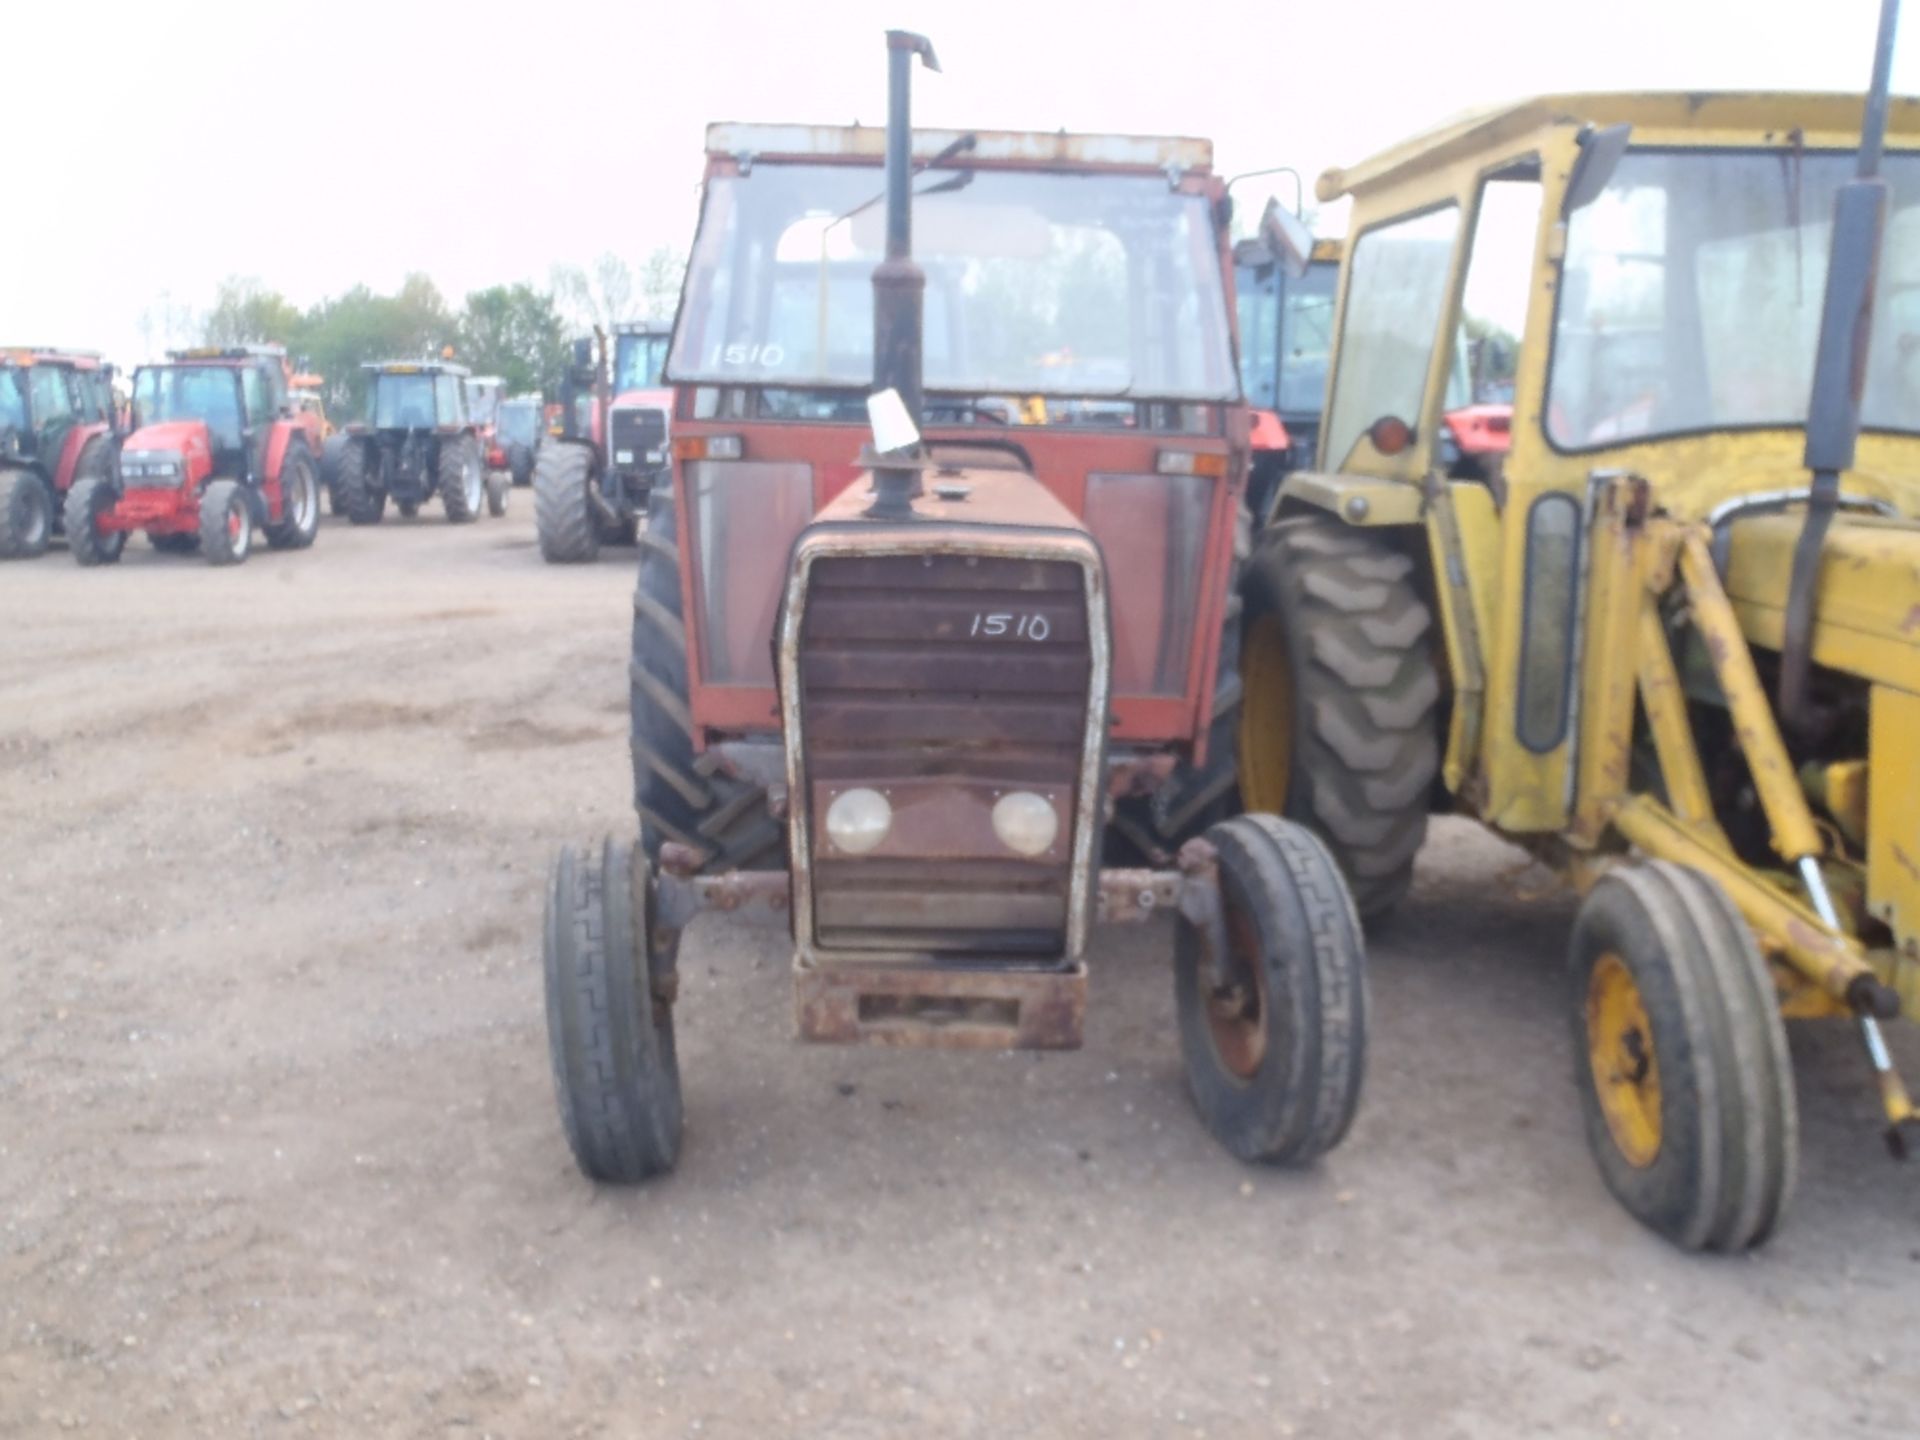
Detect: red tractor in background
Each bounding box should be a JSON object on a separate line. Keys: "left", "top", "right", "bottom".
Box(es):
{"left": 532, "top": 321, "right": 671, "bottom": 562}
{"left": 492, "top": 393, "right": 542, "bottom": 487}
{"left": 0, "top": 348, "right": 117, "bottom": 559}
{"left": 66, "top": 345, "right": 323, "bottom": 566}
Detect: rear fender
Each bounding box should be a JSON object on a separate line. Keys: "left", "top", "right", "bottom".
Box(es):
{"left": 52, "top": 421, "right": 109, "bottom": 492}
{"left": 1272, "top": 471, "right": 1425, "bottom": 529}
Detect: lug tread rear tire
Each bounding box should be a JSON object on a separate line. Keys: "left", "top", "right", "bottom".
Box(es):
{"left": 534, "top": 441, "right": 599, "bottom": 563}
{"left": 543, "top": 838, "right": 682, "bottom": 1183}
{"left": 0, "top": 469, "right": 53, "bottom": 559}
{"left": 1240, "top": 516, "right": 1440, "bottom": 918}
{"left": 338, "top": 441, "right": 385, "bottom": 525}
{"left": 1176, "top": 813, "right": 1368, "bottom": 1166}
{"left": 1568, "top": 861, "right": 1797, "bottom": 1252}
{"left": 630, "top": 484, "right": 782, "bottom": 873}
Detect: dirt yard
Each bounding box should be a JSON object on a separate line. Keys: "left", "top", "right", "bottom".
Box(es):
{"left": 2, "top": 501, "right": 1916, "bottom": 1439}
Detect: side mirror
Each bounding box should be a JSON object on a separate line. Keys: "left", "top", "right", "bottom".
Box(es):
{"left": 1563, "top": 123, "right": 1631, "bottom": 216}
{"left": 1258, "top": 197, "right": 1313, "bottom": 281}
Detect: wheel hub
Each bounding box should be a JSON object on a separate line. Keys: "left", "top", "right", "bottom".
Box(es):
{"left": 1204, "top": 899, "right": 1268, "bottom": 1079}
{"left": 1586, "top": 952, "right": 1663, "bottom": 1168}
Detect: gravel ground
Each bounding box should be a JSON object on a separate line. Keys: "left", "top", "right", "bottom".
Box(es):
{"left": 2, "top": 501, "right": 1917, "bottom": 1439}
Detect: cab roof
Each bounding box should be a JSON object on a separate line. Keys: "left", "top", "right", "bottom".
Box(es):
{"left": 1317, "top": 91, "right": 1920, "bottom": 202}
{"left": 362, "top": 360, "right": 471, "bottom": 378}
{"left": 166, "top": 344, "right": 286, "bottom": 363}
{"left": 2, "top": 347, "right": 105, "bottom": 368}
{"left": 614, "top": 321, "right": 669, "bottom": 337}
{"left": 706, "top": 122, "right": 1212, "bottom": 174}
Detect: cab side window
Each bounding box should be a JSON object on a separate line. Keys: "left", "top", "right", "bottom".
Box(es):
{"left": 1322, "top": 205, "right": 1461, "bottom": 471}
{"left": 30, "top": 366, "right": 74, "bottom": 424}
{"left": 241, "top": 366, "right": 270, "bottom": 425}
{"left": 1450, "top": 167, "right": 1543, "bottom": 413}
{"left": 436, "top": 374, "right": 464, "bottom": 425}
{"left": 74, "top": 371, "right": 104, "bottom": 424}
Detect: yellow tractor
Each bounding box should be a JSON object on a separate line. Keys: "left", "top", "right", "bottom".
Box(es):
{"left": 1238, "top": 13, "right": 1919, "bottom": 1249}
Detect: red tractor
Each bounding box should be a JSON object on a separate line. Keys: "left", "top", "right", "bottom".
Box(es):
{"left": 0, "top": 348, "right": 117, "bottom": 559}
{"left": 533, "top": 321, "right": 671, "bottom": 562}
{"left": 67, "top": 345, "right": 322, "bottom": 566}
{"left": 539, "top": 33, "right": 1369, "bottom": 1185}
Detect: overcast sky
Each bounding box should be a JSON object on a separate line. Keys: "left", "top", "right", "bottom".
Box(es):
{"left": 7, "top": 0, "right": 1912, "bottom": 365}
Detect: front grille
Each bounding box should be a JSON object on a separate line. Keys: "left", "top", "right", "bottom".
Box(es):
{"left": 609, "top": 407, "right": 667, "bottom": 467}
{"left": 798, "top": 552, "right": 1092, "bottom": 955}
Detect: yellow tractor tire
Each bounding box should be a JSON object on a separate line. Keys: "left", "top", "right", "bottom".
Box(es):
{"left": 1237, "top": 516, "right": 1440, "bottom": 919}
{"left": 1568, "top": 862, "right": 1798, "bottom": 1252}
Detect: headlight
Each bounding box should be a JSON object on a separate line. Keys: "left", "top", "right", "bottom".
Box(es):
{"left": 121, "top": 451, "right": 184, "bottom": 482}
{"left": 824, "top": 787, "right": 891, "bottom": 855}
{"left": 992, "top": 791, "right": 1059, "bottom": 857}
{"left": 615, "top": 449, "right": 635, "bottom": 464}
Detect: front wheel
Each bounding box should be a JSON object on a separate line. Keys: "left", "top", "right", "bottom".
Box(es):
{"left": 486, "top": 469, "right": 509, "bottom": 518}
{"left": 1569, "top": 862, "right": 1797, "bottom": 1252}
{"left": 439, "top": 435, "right": 483, "bottom": 523}
{"left": 1176, "top": 813, "right": 1368, "bottom": 1166}
{"left": 199, "top": 480, "right": 253, "bottom": 566}
{"left": 0, "top": 468, "right": 54, "bottom": 559}
{"left": 543, "top": 837, "right": 683, "bottom": 1183}
{"left": 64, "top": 475, "right": 125, "bottom": 567}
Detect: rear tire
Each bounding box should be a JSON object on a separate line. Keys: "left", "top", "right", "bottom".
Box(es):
{"left": 439, "top": 435, "right": 483, "bottom": 523}
{"left": 64, "top": 475, "right": 125, "bottom": 567}
{"left": 1238, "top": 516, "right": 1441, "bottom": 919}
{"left": 199, "top": 479, "right": 253, "bottom": 566}
{"left": 320, "top": 433, "right": 350, "bottom": 515}
{"left": 543, "top": 837, "right": 683, "bottom": 1183}
{"left": 534, "top": 440, "right": 599, "bottom": 563}
{"left": 1569, "top": 862, "right": 1797, "bottom": 1252}
{"left": 630, "top": 483, "right": 783, "bottom": 872}
{"left": 263, "top": 445, "right": 320, "bottom": 549}
{"left": 338, "top": 441, "right": 385, "bottom": 525}
{"left": 508, "top": 440, "right": 534, "bottom": 487}
{"left": 0, "top": 468, "right": 54, "bottom": 559}
{"left": 1176, "top": 814, "right": 1368, "bottom": 1165}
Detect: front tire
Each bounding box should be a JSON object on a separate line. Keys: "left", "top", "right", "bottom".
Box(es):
{"left": 1569, "top": 862, "right": 1797, "bottom": 1252}
{"left": 338, "top": 441, "right": 385, "bottom": 525}
{"left": 544, "top": 838, "right": 683, "bottom": 1183}
{"left": 1238, "top": 516, "right": 1441, "bottom": 919}
{"left": 507, "top": 440, "right": 534, "bottom": 487}
{"left": 533, "top": 440, "right": 598, "bottom": 563}
{"left": 264, "top": 445, "right": 321, "bottom": 549}
{"left": 1176, "top": 814, "right": 1368, "bottom": 1165}
{"left": 199, "top": 480, "right": 253, "bottom": 566}
{"left": 0, "top": 468, "right": 54, "bottom": 559}
{"left": 486, "top": 468, "right": 509, "bottom": 517}
{"left": 439, "top": 435, "right": 483, "bottom": 523}
{"left": 64, "top": 475, "right": 125, "bottom": 567}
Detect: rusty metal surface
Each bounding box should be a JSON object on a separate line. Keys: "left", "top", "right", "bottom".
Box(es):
{"left": 794, "top": 957, "right": 1087, "bottom": 1050}
{"left": 776, "top": 466, "right": 1113, "bottom": 968}
{"left": 1095, "top": 867, "right": 1184, "bottom": 925}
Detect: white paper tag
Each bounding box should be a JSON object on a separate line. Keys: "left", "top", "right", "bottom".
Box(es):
{"left": 866, "top": 388, "right": 921, "bottom": 455}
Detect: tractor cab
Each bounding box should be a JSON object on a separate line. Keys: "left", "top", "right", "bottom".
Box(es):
{"left": 1234, "top": 235, "right": 1341, "bottom": 511}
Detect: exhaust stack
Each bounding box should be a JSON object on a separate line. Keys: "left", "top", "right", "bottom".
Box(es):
{"left": 867, "top": 29, "right": 940, "bottom": 519}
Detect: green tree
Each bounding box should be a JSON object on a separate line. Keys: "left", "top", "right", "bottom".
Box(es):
{"left": 203, "top": 278, "right": 305, "bottom": 348}
{"left": 299, "top": 274, "right": 454, "bottom": 416}
{"left": 638, "top": 247, "right": 688, "bottom": 324}
{"left": 456, "top": 284, "right": 568, "bottom": 396}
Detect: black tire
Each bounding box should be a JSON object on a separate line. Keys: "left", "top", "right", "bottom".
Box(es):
{"left": 338, "top": 441, "right": 385, "bottom": 525}
{"left": 1237, "top": 515, "right": 1441, "bottom": 919}
{"left": 0, "top": 468, "right": 54, "bottom": 559}
{"left": 1176, "top": 814, "right": 1368, "bottom": 1165}
{"left": 1110, "top": 507, "right": 1252, "bottom": 863}
{"left": 486, "top": 468, "right": 509, "bottom": 518}
{"left": 148, "top": 531, "right": 200, "bottom": 554}
{"left": 630, "top": 483, "right": 783, "bottom": 872}
{"left": 543, "top": 837, "right": 682, "bottom": 1183}
{"left": 263, "top": 444, "right": 321, "bottom": 549}
{"left": 65, "top": 436, "right": 114, "bottom": 538}
{"left": 596, "top": 512, "right": 640, "bottom": 546}
{"left": 507, "top": 440, "right": 534, "bottom": 487}
{"left": 199, "top": 479, "right": 253, "bottom": 566}
{"left": 534, "top": 440, "right": 599, "bottom": 563}
{"left": 1568, "top": 862, "right": 1798, "bottom": 1252}
{"left": 63, "top": 475, "right": 125, "bottom": 567}
{"left": 320, "top": 432, "right": 351, "bottom": 514}
{"left": 439, "top": 435, "right": 483, "bottom": 523}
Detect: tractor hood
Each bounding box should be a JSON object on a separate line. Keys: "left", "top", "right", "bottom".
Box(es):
{"left": 123, "top": 419, "right": 210, "bottom": 460}
{"left": 118, "top": 420, "right": 212, "bottom": 485}
{"left": 1721, "top": 510, "right": 1920, "bottom": 692}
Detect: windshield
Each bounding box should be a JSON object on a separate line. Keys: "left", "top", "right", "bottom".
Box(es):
{"left": 372, "top": 374, "right": 438, "bottom": 428}
{"left": 1549, "top": 148, "right": 1920, "bottom": 448}
{"left": 0, "top": 370, "right": 25, "bottom": 432}
{"left": 614, "top": 333, "right": 669, "bottom": 392}
{"left": 133, "top": 366, "right": 245, "bottom": 449}
{"left": 669, "top": 162, "right": 1238, "bottom": 402}
{"left": 1238, "top": 257, "right": 1336, "bottom": 416}
{"left": 498, "top": 402, "right": 540, "bottom": 445}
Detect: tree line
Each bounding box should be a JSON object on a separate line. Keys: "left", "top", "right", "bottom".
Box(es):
{"left": 198, "top": 249, "right": 686, "bottom": 417}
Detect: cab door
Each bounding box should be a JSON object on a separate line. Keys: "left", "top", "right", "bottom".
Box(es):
{"left": 28, "top": 366, "right": 77, "bottom": 482}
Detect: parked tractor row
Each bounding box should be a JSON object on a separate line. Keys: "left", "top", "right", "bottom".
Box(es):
{"left": 537, "top": 20, "right": 1920, "bottom": 1261}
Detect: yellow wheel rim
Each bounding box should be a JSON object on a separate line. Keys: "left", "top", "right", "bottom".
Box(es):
{"left": 1585, "top": 952, "right": 1663, "bottom": 1168}
{"left": 1238, "top": 613, "right": 1293, "bottom": 813}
